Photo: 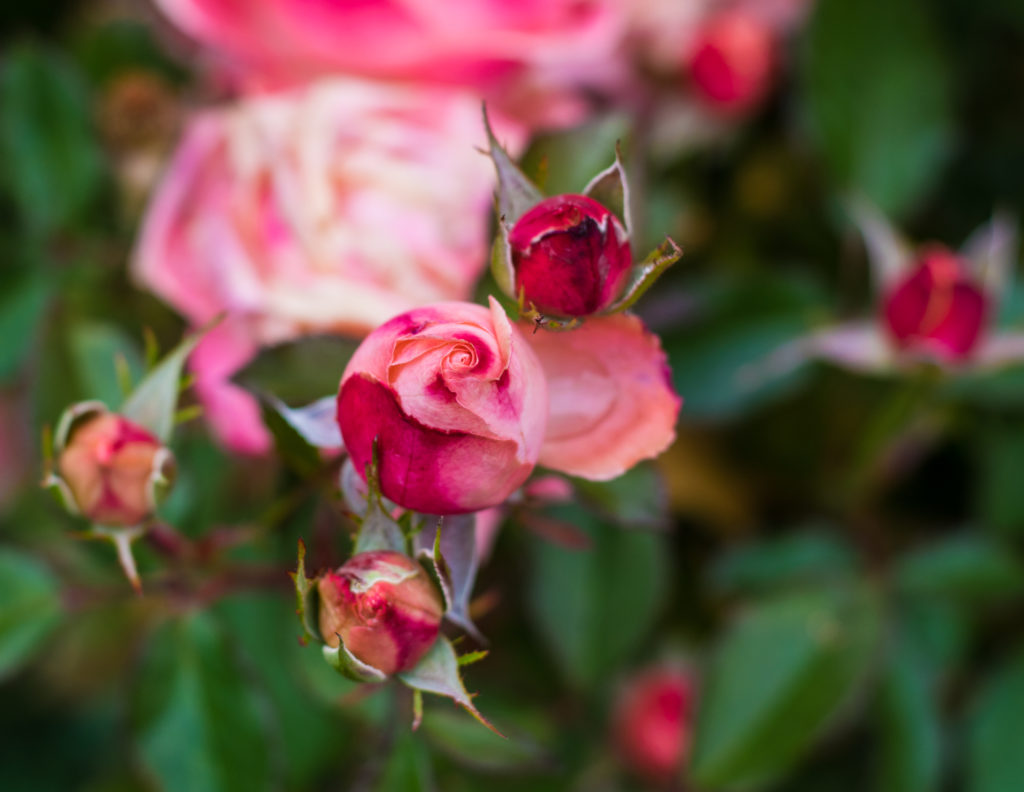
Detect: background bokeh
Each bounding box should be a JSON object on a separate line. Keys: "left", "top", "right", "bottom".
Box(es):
{"left": 2, "top": 0, "right": 1024, "bottom": 790}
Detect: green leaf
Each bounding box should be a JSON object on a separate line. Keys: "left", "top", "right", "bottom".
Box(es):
{"left": 121, "top": 328, "right": 203, "bottom": 442}
{"left": 874, "top": 637, "right": 943, "bottom": 792}
{"left": 375, "top": 729, "right": 434, "bottom": 792}
{"left": 68, "top": 321, "right": 145, "bottom": 407}
{"left": 0, "top": 268, "right": 50, "bottom": 382}
{"left": 805, "top": 0, "right": 953, "bottom": 216}
{"left": 527, "top": 504, "right": 669, "bottom": 689}
{"left": 967, "top": 647, "right": 1024, "bottom": 792}
{"left": 233, "top": 334, "right": 358, "bottom": 405}
{"left": 604, "top": 237, "right": 683, "bottom": 314}
{"left": 663, "top": 274, "right": 823, "bottom": 419}
{"left": 975, "top": 423, "right": 1024, "bottom": 537}
{"left": 131, "top": 612, "right": 272, "bottom": 792}
{"left": 691, "top": 585, "right": 882, "bottom": 789}
{"left": 0, "top": 548, "right": 63, "bottom": 680}
{"left": 0, "top": 44, "right": 104, "bottom": 236}
{"left": 574, "top": 463, "right": 669, "bottom": 529}
{"left": 896, "top": 535, "right": 1024, "bottom": 604}
{"left": 421, "top": 708, "right": 547, "bottom": 773}
{"left": 709, "top": 531, "right": 858, "bottom": 597}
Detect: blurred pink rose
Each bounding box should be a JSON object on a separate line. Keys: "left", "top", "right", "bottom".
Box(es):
{"left": 153, "top": 0, "right": 625, "bottom": 125}
{"left": 523, "top": 313, "right": 680, "bottom": 480}
{"left": 686, "top": 9, "right": 776, "bottom": 115}
{"left": 612, "top": 664, "right": 695, "bottom": 783}
{"left": 134, "top": 78, "right": 513, "bottom": 453}
{"left": 337, "top": 299, "right": 548, "bottom": 515}
{"left": 883, "top": 246, "right": 989, "bottom": 363}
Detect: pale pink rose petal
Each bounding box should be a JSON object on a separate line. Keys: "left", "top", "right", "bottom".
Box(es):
{"left": 191, "top": 320, "right": 271, "bottom": 455}
{"left": 524, "top": 313, "right": 680, "bottom": 480}
{"left": 474, "top": 507, "right": 505, "bottom": 566}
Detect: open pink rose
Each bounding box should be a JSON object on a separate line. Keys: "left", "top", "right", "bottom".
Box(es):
{"left": 154, "top": 0, "right": 624, "bottom": 125}
{"left": 134, "top": 79, "right": 509, "bottom": 453}
{"left": 523, "top": 313, "right": 680, "bottom": 480}
{"left": 337, "top": 299, "right": 547, "bottom": 515}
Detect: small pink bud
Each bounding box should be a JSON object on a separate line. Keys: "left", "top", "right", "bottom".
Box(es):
{"left": 317, "top": 550, "right": 444, "bottom": 676}
{"left": 56, "top": 410, "right": 174, "bottom": 526}
{"left": 612, "top": 666, "right": 694, "bottom": 784}
{"left": 687, "top": 11, "right": 776, "bottom": 115}
{"left": 882, "top": 246, "right": 989, "bottom": 362}
{"left": 509, "top": 194, "right": 632, "bottom": 317}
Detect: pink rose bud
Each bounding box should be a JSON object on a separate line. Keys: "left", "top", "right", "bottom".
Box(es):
{"left": 612, "top": 666, "right": 694, "bottom": 784}
{"left": 687, "top": 10, "right": 776, "bottom": 115}
{"left": 337, "top": 299, "right": 547, "bottom": 515}
{"left": 317, "top": 550, "right": 443, "bottom": 676}
{"left": 509, "top": 194, "right": 632, "bottom": 317}
{"left": 56, "top": 410, "right": 174, "bottom": 526}
{"left": 882, "top": 246, "right": 990, "bottom": 362}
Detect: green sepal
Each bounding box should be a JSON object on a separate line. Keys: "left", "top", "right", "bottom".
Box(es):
{"left": 399, "top": 636, "right": 501, "bottom": 736}
{"left": 290, "top": 539, "right": 322, "bottom": 644}
{"left": 603, "top": 236, "right": 683, "bottom": 314}
{"left": 88, "top": 524, "right": 146, "bottom": 594}
{"left": 482, "top": 105, "right": 543, "bottom": 225}
{"left": 354, "top": 440, "right": 407, "bottom": 555}
{"left": 322, "top": 640, "right": 389, "bottom": 684}
{"left": 582, "top": 143, "right": 632, "bottom": 237}
{"left": 489, "top": 218, "right": 516, "bottom": 300}
{"left": 121, "top": 319, "right": 218, "bottom": 442}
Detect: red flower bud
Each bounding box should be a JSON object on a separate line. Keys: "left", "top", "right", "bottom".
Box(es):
{"left": 56, "top": 409, "right": 174, "bottom": 526}
{"left": 612, "top": 666, "right": 694, "bottom": 784}
{"left": 509, "top": 194, "right": 632, "bottom": 317}
{"left": 317, "top": 550, "right": 443, "bottom": 676}
{"left": 882, "top": 246, "right": 989, "bottom": 362}
{"left": 687, "top": 11, "right": 776, "bottom": 115}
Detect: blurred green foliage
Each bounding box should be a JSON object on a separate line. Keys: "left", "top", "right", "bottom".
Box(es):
{"left": 1, "top": 1, "right": 1024, "bottom": 791}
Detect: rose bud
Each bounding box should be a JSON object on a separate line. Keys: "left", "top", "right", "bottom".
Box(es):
{"left": 882, "top": 246, "right": 990, "bottom": 363}
{"left": 612, "top": 665, "right": 695, "bottom": 784}
{"left": 508, "top": 194, "right": 632, "bottom": 317}
{"left": 337, "top": 299, "right": 547, "bottom": 515}
{"left": 687, "top": 10, "right": 776, "bottom": 115}
{"left": 317, "top": 550, "right": 443, "bottom": 676}
{"left": 55, "top": 407, "right": 174, "bottom": 526}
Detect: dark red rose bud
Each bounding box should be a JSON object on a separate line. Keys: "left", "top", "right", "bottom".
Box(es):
{"left": 56, "top": 409, "right": 174, "bottom": 526}
{"left": 612, "top": 666, "right": 695, "bottom": 784}
{"left": 317, "top": 550, "right": 443, "bottom": 676}
{"left": 687, "top": 10, "right": 776, "bottom": 115}
{"left": 883, "top": 246, "right": 989, "bottom": 362}
{"left": 509, "top": 194, "right": 632, "bottom": 317}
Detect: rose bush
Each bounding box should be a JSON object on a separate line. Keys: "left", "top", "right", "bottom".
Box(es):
{"left": 337, "top": 299, "right": 548, "bottom": 515}
{"left": 134, "top": 78, "right": 506, "bottom": 453}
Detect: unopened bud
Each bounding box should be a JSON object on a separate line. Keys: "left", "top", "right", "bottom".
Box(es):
{"left": 509, "top": 194, "right": 631, "bottom": 317}
{"left": 317, "top": 550, "right": 443, "bottom": 676}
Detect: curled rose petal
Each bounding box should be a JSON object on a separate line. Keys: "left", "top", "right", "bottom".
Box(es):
{"left": 523, "top": 313, "right": 680, "bottom": 480}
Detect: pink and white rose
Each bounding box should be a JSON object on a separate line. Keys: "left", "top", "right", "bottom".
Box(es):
{"left": 153, "top": 0, "right": 626, "bottom": 125}
{"left": 337, "top": 299, "right": 548, "bottom": 515}
{"left": 134, "top": 78, "right": 511, "bottom": 453}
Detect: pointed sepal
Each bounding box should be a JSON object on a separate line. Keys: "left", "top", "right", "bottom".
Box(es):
{"left": 120, "top": 322, "right": 213, "bottom": 442}
{"left": 483, "top": 105, "right": 543, "bottom": 225}
{"left": 415, "top": 517, "right": 485, "bottom": 642}
{"left": 322, "top": 639, "right": 389, "bottom": 683}
{"left": 961, "top": 212, "right": 1018, "bottom": 297}
{"left": 399, "top": 637, "right": 502, "bottom": 736}
{"left": 290, "top": 539, "right": 321, "bottom": 643}
{"left": 489, "top": 218, "right": 516, "bottom": 300}
{"left": 91, "top": 524, "right": 146, "bottom": 594}
{"left": 604, "top": 237, "right": 683, "bottom": 314}
{"left": 847, "top": 198, "right": 913, "bottom": 292}
{"left": 266, "top": 395, "right": 343, "bottom": 449}
{"left": 583, "top": 143, "right": 633, "bottom": 238}
{"left": 353, "top": 441, "right": 407, "bottom": 555}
